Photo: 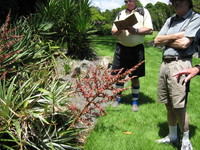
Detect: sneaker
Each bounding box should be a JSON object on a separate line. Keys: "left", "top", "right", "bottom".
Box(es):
{"left": 132, "top": 104, "right": 139, "bottom": 112}
{"left": 156, "top": 136, "right": 178, "bottom": 144}
{"left": 181, "top": 141, "right": 193, "bottom": 150}
{"left": 113, "top": 101, "right": 120, "bottom": 107}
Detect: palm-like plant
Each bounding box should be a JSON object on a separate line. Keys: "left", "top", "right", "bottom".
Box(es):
{"left": 33, "top": 0, "right": 95, "bottom": 60}
{"left": 66, "top": 0, "right": 95, "bottom": 60}
{"left": 30, "top": 0, "right": 58, "bottom": 38}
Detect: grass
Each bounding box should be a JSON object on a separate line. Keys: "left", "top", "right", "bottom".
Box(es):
{"left": 86, "top": 32, "right": 200, "bottom": 150}
{"left": 91, "top": 35, "right": 116, "bottom": 57}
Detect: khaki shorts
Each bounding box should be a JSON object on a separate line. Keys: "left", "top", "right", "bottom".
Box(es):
{"left": 158, "top": 59, "right": 192, "bottom": 108}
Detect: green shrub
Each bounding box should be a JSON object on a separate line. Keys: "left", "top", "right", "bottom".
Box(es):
{"left": 96, "top": 24, "right": 112, "bottom": 36}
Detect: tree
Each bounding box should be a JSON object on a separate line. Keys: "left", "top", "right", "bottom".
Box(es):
{"left": 193, "top": 0, "right": 200, "bottom": 13}
{"left": 91, "top": 7, "right": 106, "bottom": 25}
{"left": 146, "top": 2, "right": 174, "bottom": 31}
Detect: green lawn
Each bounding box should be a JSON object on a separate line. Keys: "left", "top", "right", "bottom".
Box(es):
{"left": 85, "top": 33, "right": 200, "bottom": 150}
{"left": 90, "top": 35, "right": 116, "bottom": 57}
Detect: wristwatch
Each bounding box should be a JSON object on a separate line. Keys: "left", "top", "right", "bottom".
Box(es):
{"left": 134, "top": 28, "right": 138, "bottom": 33}
{"left": 194, "top": 64, "right": 200, "bottom": 74}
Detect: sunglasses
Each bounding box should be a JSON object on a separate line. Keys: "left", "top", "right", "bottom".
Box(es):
{"left": 124, "top": 0, "right": 134, "bottom": 3}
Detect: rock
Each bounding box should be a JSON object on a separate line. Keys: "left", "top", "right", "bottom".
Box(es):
{"left": 99, "top": 56, "right": 113, "bottom": 69}
{"left": 67, "top": 56, "right": 113, "bottom": 78}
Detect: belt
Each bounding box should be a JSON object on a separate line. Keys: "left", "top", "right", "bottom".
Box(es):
{"left": 162, "top": 55, "right": 192, "bottom": 63}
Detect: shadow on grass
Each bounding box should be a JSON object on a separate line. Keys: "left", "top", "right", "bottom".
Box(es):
{"left": 119, "top": 92, "right": 155, "bottom": 106}
{"left": 157, "top": 122, "right": 197, "bottom": 149}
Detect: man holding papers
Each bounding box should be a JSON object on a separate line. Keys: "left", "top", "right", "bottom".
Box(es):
{"left": 111, "top": 0, "right": 153, "bottom": 112}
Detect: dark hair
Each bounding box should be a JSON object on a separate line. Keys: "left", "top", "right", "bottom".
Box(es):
{"left": 170, "top": 0, "right": 193, "bottom": 9}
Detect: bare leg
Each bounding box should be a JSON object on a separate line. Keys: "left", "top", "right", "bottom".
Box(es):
{"left": 173, "top": 108, "right": 189, "bottom": 132}
{"left": 166, "top": 103, "right": 177, "bottom": 126}
{"left": 131, "top": 78, "right": 140, "bottom": 87}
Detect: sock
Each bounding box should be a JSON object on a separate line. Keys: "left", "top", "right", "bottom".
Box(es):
{"left": 169, "top": 125, "right": 177, "bottom": 140}
{"left": 132, "top": 86, "right": 140, "bottom": 105}
{"left": 115, "top": 83, "right": 124, "bottom": 102}
{"left": 182, "top": 131, "right": 190, "bottom": 142}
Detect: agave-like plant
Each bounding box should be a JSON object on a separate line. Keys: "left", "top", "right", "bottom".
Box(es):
{"left": 13, "top": 15, "right": 51, "bottom": 70}
{"left": 0, "top": 10, "right": 51, "bottom": 80}
{"left": 25, "top": 108, "right": 81, "bottom": 150}
{"left": 0, "top": 76, "right": 41, "bottom": 149}
{"left": 0, "top": 11, "right": 25, "bottom": 79}
{"left": 0, "top": 73, "right": 81, "bottom": 149}
{"left": 25, "top": 77, "right": 81, "bottom": 149}
{"left": 36, "top": 79, "right": 71, "bottom": 113}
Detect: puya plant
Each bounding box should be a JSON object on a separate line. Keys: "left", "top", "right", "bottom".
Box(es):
{"left": 0, "top": 10, "right": 25, "bottom": 79}
{"left": 0, "top": 74, "right": 81, "bottom": 150}
{"left": 68, "top": 61, "right": 144, "bottom": 128}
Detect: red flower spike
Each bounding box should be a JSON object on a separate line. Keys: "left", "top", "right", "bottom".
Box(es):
{"left": 68, "top": 61, "right": 144, "bottom": 128}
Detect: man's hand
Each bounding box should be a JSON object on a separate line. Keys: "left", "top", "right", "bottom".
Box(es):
{"left": 154, "top": 32, "right": 184, "bottom": 46}
{"left": 112, "top": 27, "right": 122, "bottom": 36}
{"left": 126, "top": 26, "right": 137, "bottom": 34}
{"left": 174, "top": 32, "right": 185, "bottom": 39}
{"left": 170, "top": 36, "right": 192, "bottom": 49}
{"left": 173, "top": 67, "right": 200, "bottom": 83}
{"left": 126, "top": 26, "right": 153, "bottom": 35}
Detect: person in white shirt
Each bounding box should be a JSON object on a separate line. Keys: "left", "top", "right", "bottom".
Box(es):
{"left": 111, "top": 0, "right": 153, "bottom": 112}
